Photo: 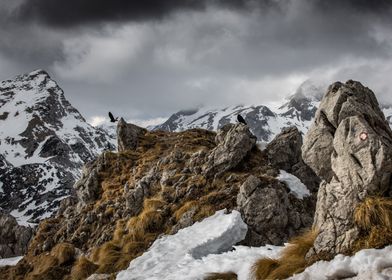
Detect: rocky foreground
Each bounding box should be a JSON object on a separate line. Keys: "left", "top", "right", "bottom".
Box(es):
{"left": 1, "top": 80, "right": 392, "bottom": 280}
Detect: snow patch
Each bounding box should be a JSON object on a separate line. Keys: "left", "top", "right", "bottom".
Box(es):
{"left": 0, "top": 256, "right": 23, "bottom": 267}
{"left": 290, "top": 246, "right": 392, "bottom": 280}
{"left": 278, "top": 170, "right": 310, "bottom": 199}
{"left": 117, "top": 210, "right": 254, "bottom": 280}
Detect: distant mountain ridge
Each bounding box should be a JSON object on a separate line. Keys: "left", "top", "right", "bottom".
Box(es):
{"left": 153, "top": 80, "right": 392, "bottom": 140}
{"left": 0, "top": 70, "right": 115, "bottom": 225}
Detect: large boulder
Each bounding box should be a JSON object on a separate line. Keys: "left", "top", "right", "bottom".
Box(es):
{"left": 266, "top": 126, "right": 303, "bottom": 171}
{"left": 237, "top": 175, "right": 314, "bottom": 246}
{"left": 204, "top": 123, "right": 256, "bottom": 176}
{"left": 0, "top": 212, "right": 34, "bottom": 258}
{"left": 266, "top": 126, "right": 320, "bottom": 192}
{"left": 117, "top": 118, "right": 147, "bottom": 152}
{"left": 302, "top": 80, "right": 392, "bottom": 258}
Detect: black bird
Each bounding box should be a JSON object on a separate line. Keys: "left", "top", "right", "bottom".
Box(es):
{"left": 108, "top": 112, "right": 119, "bottom": 123}
{"left": 237, "top": 114, "right": 247, "bottom": 125}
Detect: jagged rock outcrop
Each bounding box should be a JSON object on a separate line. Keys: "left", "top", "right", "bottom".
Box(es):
{"left": 75, "top": 155, "right": 106, "bottom": 207}
{"left": 302, "top": 80, "right": 392, "bottom": 258}
{"left": 0, "top": 212, "right": 33, "bottom": 258}
{"left": 266, "top": 126, "right": 320, "bottom": 192}
{"left": 204, "top": 123, "right": 257, "bottom": 176}
{"left": 266, "top": 127, "right": 303, "bottom": 170}
{"left": 237, "top": 175, "right": 314, "bottom": 246}
{"left": 117, "top": 118, "right": 147, "bottom": 151}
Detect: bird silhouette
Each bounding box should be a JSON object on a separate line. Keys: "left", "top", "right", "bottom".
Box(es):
{"left": 237, "top": 114, "right": 247, "bottom": 125}
{"left": 108, "top": 112, "right": 119, "bottom": 123}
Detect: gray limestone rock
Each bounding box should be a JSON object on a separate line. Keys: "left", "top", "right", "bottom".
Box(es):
{"left": 204, "top": 123, "right": 256, "bottom": 176}
{"left": 0, "top": 212, "right": 34, "bottom": 258}
{"left": 75, "top": 154, "right": 108, "bottom": 206}
{"left": 117, "top": 118, "right": 147, "bottom": 152}
{"left": 237, "top": 175, "right": 314, "bottom": 246}
{"left": 266, "top": 126, "right": 303, "bottom": 171}
{"left": 302, "top": 80, "right": 392, "bottom": 258}
{"left": 266, "top": 126, "right": 320, "bottom": 192}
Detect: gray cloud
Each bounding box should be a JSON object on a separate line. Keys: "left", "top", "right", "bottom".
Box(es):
{"left": 1, "top": 0, "right": 392, "bottom": 122}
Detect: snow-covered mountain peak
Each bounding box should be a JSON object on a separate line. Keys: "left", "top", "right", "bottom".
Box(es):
{"left": 0, "top": 70, "right": 115, "bottom": 224}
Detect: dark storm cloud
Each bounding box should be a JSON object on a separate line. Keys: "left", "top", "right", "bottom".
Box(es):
{"left": 13, "top": 0, "right": 392, "bottom": 28}
{"left": 1, "top": 0, "right": 392, "bottom": 122}
{"left": 16, "top": 0, "right": 258, "bottom": 27}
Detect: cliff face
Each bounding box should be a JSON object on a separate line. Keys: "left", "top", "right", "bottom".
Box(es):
{"left": 0, "top": 119, "right": 316, "bottom": 279}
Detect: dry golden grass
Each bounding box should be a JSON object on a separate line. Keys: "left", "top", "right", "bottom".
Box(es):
{"left": 194, "top": 204, "right": 215, "bottom": 222}
{"left": 92, "top": 197, "right": 167, "bottom": 274}
{"left": 354, "top": 197, "right": 392, "bottom": 231}
{"left": 50, "top": 243, "right": 75, "bottom": 265}
{"left": 205, "top": 272, "right": 238, "bottom": 280}
{"left": 70, "top": 257, "right": 98, "bottom": 280}
{"left": 353, "top": 197, "right": 392, "bottom": 252}
{"left": 252, "top": 258, "right": 280, "bottom": 280}
{"left": 29, "top": 254, "right": 59, "bottom": 276}
{"left": 174, "top": 201, "right": 198, "bottom": 221}
{"left": 252, "top": 229, "right": 318, "bottom": 280}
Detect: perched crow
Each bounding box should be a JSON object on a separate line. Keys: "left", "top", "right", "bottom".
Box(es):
{"left": 237, "top": 114, "right": 247, "bottom": 125}
{"left": 108, "top": 112, "right": 118, "bottom": 123}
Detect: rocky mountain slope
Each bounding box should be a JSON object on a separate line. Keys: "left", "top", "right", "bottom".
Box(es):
{"left": 1, "top": 78, "right": 392, "bottom": 280}
{"left": 154, "top": 80, "right": 392, "bottom": 141}
{"left": 0, "top": 111, "right": 319, "bottom": 278}
{"left": 0, "top": 70, "right": 115, "bottom": 225}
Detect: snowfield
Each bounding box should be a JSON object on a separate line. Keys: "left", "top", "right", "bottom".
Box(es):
{"left": 117, "top": 209, "right": 392, "bottom": 280}
{"left": 117, "top": 210, "right": 282, "bottom": 280}
{"left": 290, "top": 246, "right": 392, "bottom": 280}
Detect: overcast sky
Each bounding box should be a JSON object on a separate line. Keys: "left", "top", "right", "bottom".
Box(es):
{"left": 1, "top": 0, "right": 392, "bottom": 125}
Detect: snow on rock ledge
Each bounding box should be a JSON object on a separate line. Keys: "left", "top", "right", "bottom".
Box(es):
{"left": 277, "top": 170, "right": 310, "bottom": 199}
{"left": 116, "top": 210, "right": 248, "bottom": 280}
{"left": 0, "top": 256, "right": 23, "bottom": 267}
{"left": 290, "top": 246, "right": 392, "bottom": 280}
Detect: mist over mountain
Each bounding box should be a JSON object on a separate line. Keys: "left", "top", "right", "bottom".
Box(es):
{"left": 153, "top": 80, "right": 392, "bottom": 141}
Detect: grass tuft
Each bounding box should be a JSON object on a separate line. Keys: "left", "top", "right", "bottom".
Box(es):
{"left": 70, "top": 256, "right": 98, "bottom": 280}
{"left": 354, "top": 197, "right": 392, "bottom": 231}
{"left": 252, "top": 228, "right": 318, "bottom": 280}
{"left": 50, "top": 243, "right": 75, "bottom": 265}
{"left": 353, "top": 197, "right": 392, "bottom": 251}
{"left": 252, "top": 258, "right": 280, "bottom": 280}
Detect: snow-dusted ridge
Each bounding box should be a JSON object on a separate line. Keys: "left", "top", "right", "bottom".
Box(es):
{"left": 0, "top": 70, "right": 115, "bottom": 224}
{"left": 153, "top": 81, "right": 325, "bottom": 141}
{"left": 153, "top": 80, "right": 392, "bottom": 141}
